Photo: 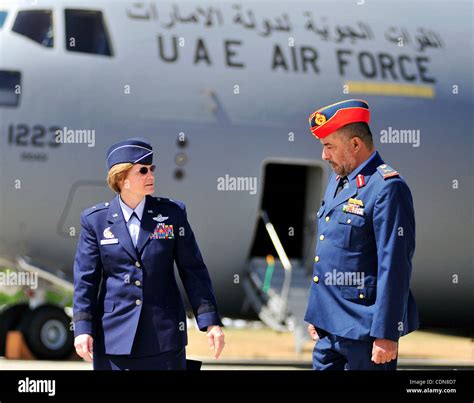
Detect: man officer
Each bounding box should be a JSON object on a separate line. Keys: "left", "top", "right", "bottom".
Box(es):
{"left": 304, "top": 99, "right": 419, "bottom": 370}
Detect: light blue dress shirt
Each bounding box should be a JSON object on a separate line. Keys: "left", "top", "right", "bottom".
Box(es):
{"left": 118, "top": 196, "right": 145, "bottom": 248}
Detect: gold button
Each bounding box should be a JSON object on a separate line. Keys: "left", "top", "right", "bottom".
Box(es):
{"left": 135, "top": 261, "right": 141, "bottom": 268}
{"left": 319, "top": 235, "right": 325, "bottom": 241}
{"left": 135, "top": 299, "right": 142, "bottom": 306}
{"left": 313, "top": 276, "right": 319, "bottom": 283}
{"left": 325, "top": 216, "right": 330, "bottom": 222}
{"left": 135, "top": 280, "right": 141, "bottom": 287}
{"left": 359, "top": 293, "right": 364, "bottom": 299}
{"left": 314, "top": 256, "right": 320, "bottom": 262}
{"left": 347, "top": 219, "right": 352, "bottom": 224}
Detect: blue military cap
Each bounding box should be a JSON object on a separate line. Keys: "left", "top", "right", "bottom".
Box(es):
{"left": 309, "top": 99, "right": 370, "bottom": 139}
{"left": 106, "top": 137, "right": 153, "bottom": 170}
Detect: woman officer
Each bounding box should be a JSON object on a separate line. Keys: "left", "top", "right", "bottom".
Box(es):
{"left": 72, "top": 137, "right": 225, "bottom": 370}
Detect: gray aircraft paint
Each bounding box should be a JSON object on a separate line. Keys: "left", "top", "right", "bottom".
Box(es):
{"left": 0, "top": 0, "right": 472, "bottom": 326}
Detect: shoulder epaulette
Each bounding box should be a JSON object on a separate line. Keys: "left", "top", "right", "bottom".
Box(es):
{"left": 84, "top": 201, "right": 110, "bottom": 216}
{"left": 155, "top": 197, "right": 185, "bottom": 210}
{"left": 376, "top": 164, "right": 399, "bottom": 180}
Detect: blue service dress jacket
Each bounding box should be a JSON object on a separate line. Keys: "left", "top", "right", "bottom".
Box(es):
{"left": 73, "top": 194, "right": 222, "bottom": 356}
{"left": 304, "top": 152, "right": 419, "bottom": 342}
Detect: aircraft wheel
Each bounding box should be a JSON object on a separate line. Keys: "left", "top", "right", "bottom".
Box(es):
{"left": 20, "top": 305, "right": 74, "bottom": 360}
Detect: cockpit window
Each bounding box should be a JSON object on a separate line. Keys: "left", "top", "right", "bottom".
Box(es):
{"left": 12, "top": 10, "right": 53, "bottom": 48}
{"left": 65, "top": 9, "right": 113, "bottom": 56}
{"left": 0, "top": 11, "right": 7, "bottom": 28}
{"left": 0, "top": 70, "right": 21, "bottom": 107}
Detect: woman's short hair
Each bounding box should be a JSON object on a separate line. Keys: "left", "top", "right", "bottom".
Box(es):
{"left": 107, "top": 163, "right": 133, "bottom": 193}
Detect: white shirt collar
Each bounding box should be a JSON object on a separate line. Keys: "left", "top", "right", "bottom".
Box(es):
{"left": 119, "top": 195, "right": 146, "bottom": 223}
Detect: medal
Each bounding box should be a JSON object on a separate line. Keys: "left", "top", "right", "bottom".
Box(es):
{"left": 348, "top": 198, "right": 364, "bottom": 207}
{"left": 103, "top": 227, "right": 114, "bottom": 239}
{"left": 343, "top": 204, "right": 364, "bottom": 216}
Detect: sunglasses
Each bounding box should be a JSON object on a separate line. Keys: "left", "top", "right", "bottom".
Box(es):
{"left": 137, "top": 165, "right": 156, "bottom": 175}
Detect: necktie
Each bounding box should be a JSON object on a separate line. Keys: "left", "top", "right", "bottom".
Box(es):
{"left": 130, "top": 212, "right": 141, "bottom": 252}
{"left": 335, "top": 176, "right": 348, "bottom": 197}
{"left": 131, "top": 211, "right": 140, "bottom": 222}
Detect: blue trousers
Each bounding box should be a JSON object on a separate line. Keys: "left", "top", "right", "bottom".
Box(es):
{"left": 313, "top": 329, "right": 398, "bottom": 371}
{"left": 93, "top": 348, "right": 186, "bottom": 370}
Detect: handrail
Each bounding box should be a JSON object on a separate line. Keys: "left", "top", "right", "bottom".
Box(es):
{"left": 16, "top": 255, "right": 74, "bottom": 292}
{"left": 260, "top": 210, "right": 292, "bottom": 323}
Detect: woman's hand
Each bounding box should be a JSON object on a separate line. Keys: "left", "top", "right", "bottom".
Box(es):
{"left": 206, "top": 325, "right": 225, "bottom": 359}
{"left": 308, "top": 324, "right": 319, "bottom": 341}
{"left": 74, "top": 334, "right": 94, "bottom": 362}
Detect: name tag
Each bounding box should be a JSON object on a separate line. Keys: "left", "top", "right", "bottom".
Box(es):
{"left": 100, "top": 238, "right": 119, "bottom": 245}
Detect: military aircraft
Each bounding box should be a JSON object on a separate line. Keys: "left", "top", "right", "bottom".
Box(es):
{"left": 0, "top": 0, "right": 472, "bottom": 359}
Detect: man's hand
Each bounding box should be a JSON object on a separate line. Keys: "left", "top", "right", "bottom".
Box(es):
{"left": 74, "top": 334, "right": 93, "bottom": 362}
{"left": 307, "top": 324, "right": 319, "bottom": 341}
{"left": 206, "top": 325, "right": 225, "bottom": 359}
{"left": 371, "top": 338, "right": 398, "bottom": 364}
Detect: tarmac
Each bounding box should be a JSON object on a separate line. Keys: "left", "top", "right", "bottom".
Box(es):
{"left": 1, "top": 357, "right": 473, "bottom": 370}
{"left": 1, "top": 326, "right": 472, "bottom": 370}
